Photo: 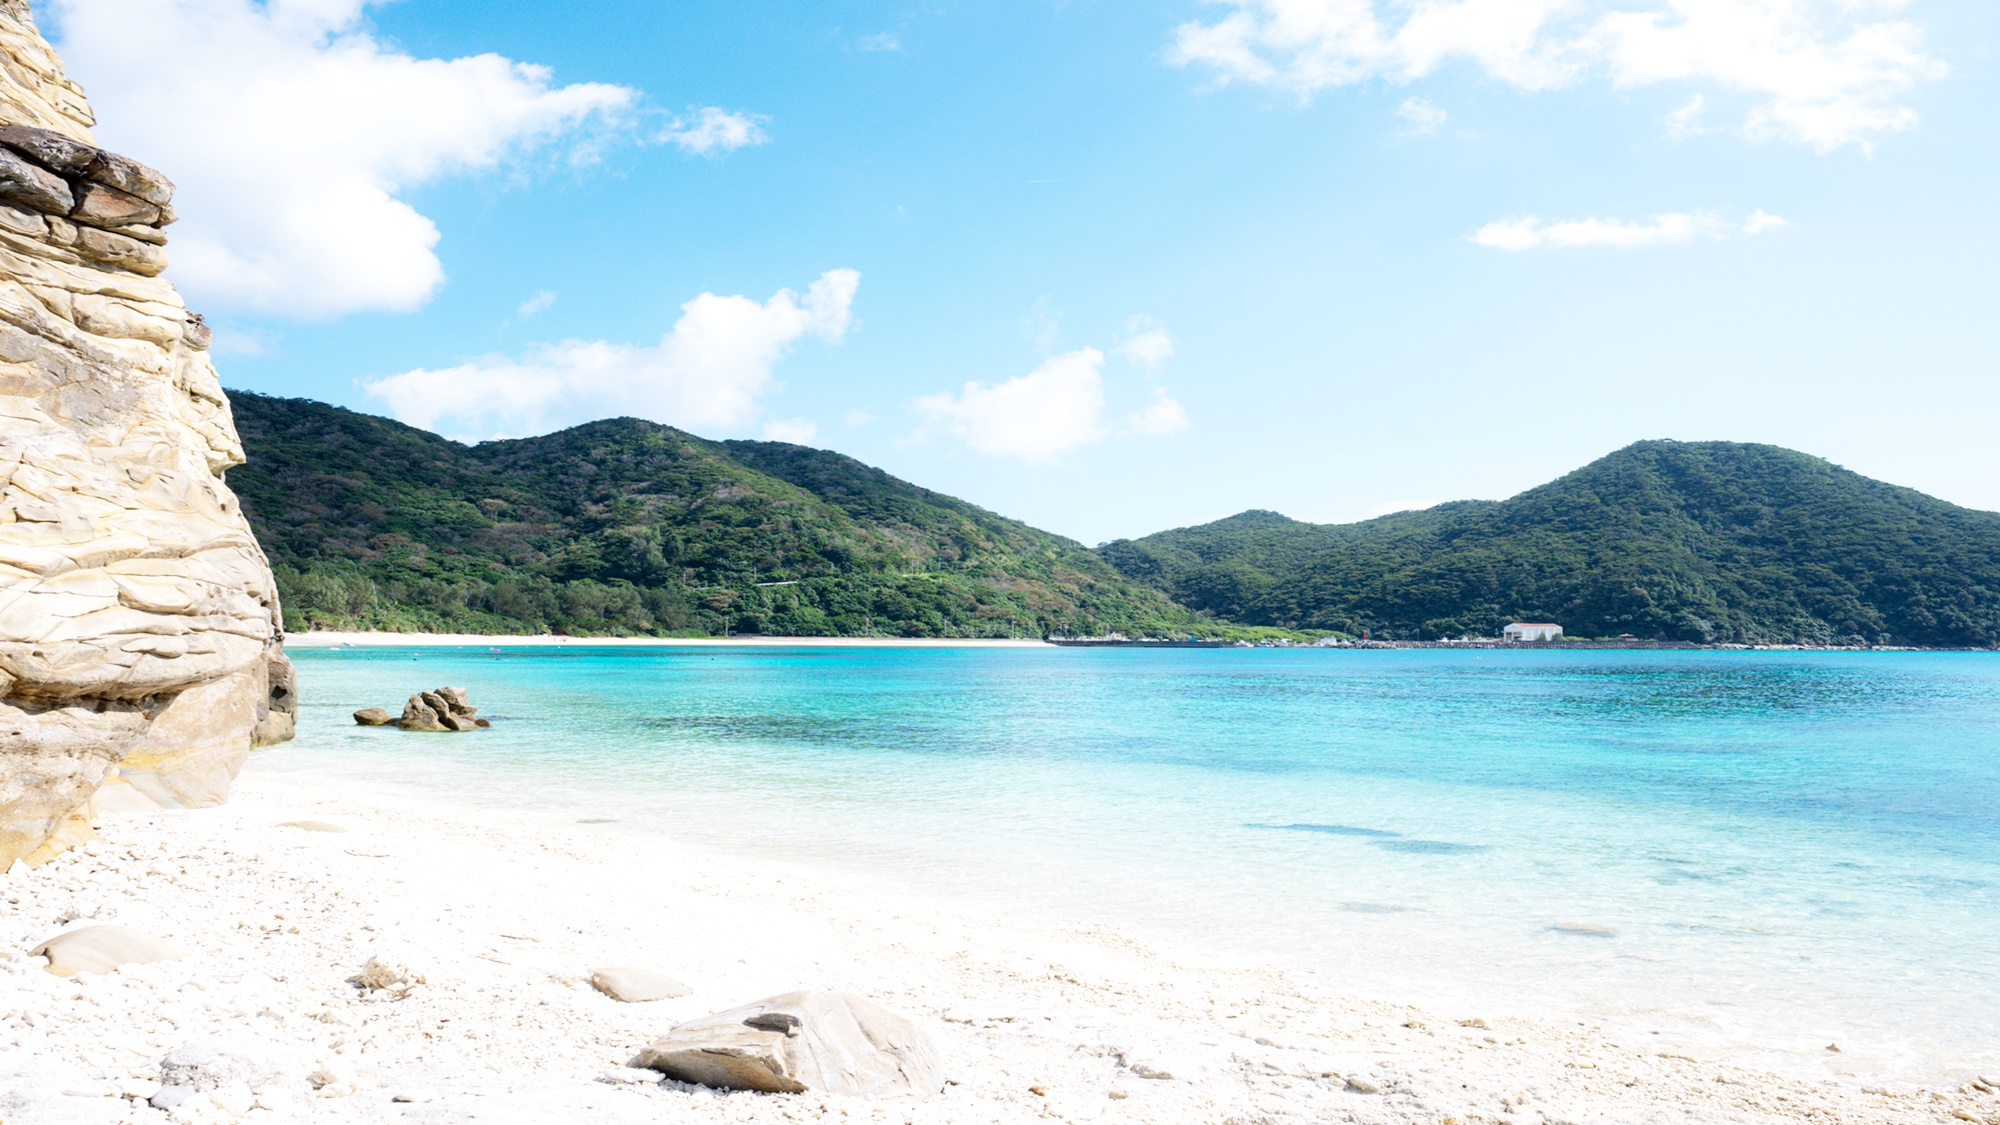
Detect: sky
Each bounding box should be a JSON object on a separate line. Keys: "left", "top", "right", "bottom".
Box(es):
{"left": 39, "top": 0, "right": 2000, "bottom": 545}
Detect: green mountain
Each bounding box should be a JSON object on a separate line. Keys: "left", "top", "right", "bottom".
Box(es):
{"left": 1094, "top": 441, "right": 2000, "bottom": 647}
{"left": 223, "top": 392, "right": 1206, "bottom": 639}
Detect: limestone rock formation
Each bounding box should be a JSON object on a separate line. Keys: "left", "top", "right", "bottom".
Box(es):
{"left": 634, "top": 990, "right": 945, "bottom": 1098}
{"left": 0, "top": 0, "right": 293, "bottom": 867}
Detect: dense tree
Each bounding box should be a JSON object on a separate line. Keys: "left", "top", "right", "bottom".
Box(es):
{"left": 1095, "top": 442, "right": 2000, "bottom": 647}
{"left": 227, "top": 393, "right": 1220, "bottom": 639}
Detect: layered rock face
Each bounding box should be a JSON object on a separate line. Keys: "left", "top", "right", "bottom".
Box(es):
{"left": 0, "top": 1, "right": 293, "bottom": 866}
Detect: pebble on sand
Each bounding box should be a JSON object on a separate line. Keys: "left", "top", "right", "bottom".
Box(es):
{"left": 280, "top": 820, "right": 347, "bottom": 833}
{"left": 591, "top": 966, "right": 693, "bottom": 1002}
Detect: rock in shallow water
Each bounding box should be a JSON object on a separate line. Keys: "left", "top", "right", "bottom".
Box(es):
{"left": 29, "top": 924, "right": 183, "bottom": 977}
{"left": 353, "top": 707, "right": 394, "bottom": 726}
{"left": 634, "top": 990, "right": 943, "bottom": 1099}
{"left": 394, "top": 686, "right": 489, "bottom": 731}
{"left": 591, "top": 967, "right": 692, "bottom": 1002}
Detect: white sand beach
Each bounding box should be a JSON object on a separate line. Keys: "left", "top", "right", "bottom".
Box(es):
{"left": 283, "top": 633, "right": 1055, "bottom": 650}
{"left": 6, "top": 766, "right": 1992, "bottom": 1125}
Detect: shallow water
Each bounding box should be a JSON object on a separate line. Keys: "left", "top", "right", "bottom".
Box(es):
{"left": 262, "top": 646, "right": 2000, "bottom": 1080}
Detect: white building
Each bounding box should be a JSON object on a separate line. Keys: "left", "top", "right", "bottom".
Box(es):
{"left": 1503, "top": 622, "right": 1563, "bottom": 642}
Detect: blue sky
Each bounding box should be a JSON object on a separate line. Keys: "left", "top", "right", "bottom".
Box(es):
{"left": 42, "top": 0, "right": 2000, "bottom": 544}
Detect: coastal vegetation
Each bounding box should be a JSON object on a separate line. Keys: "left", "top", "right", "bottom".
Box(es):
{"left": 227, "top": 399, "right": 2000, "bottom": 647}
{"left": 1095, "top": 440, "right": 2000, "bottom": 647}
{"left": 225, "top": 392, "right": 1227, "bottom": 639}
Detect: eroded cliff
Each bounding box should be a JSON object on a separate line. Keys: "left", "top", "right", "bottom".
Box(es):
{"left": 0, "top": 0, "right": 292, "bottom": 866}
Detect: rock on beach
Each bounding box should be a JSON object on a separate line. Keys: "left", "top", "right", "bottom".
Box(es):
{"left": 29, "top": 924, "right": 184, "bottom": 977}
{"left": 591, "top": 966, "right": 692, "bottom": 1002}
{"left": 634, "top": 989, "right": 944, "bottom": 1098}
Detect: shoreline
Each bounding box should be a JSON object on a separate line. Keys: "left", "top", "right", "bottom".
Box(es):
{"left": 284, "top": 631, "right": 1056, "bottom": 649}
{"left": 4, "top": 767, "right": 1994, "bottom": 1123}
{"left": 281, "top": 631, "right": 1995, "bottom": 653}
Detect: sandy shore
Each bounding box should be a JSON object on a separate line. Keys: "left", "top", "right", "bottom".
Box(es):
{"left": 3, "top": 770, "right": 1991, "bottom": 1125}
{"left": 284, "top": 632, "right": 1053, "bottom": 649}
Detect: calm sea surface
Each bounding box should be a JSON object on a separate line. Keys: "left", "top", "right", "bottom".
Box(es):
{"left": 265, "top": 646, "right": 2000, "bottom": 1079}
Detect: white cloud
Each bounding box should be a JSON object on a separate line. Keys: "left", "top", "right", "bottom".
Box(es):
{"left": 915, "top": 348, "right": 1110, "bottom": 464}
{"left": 859, "top": 32, "right": 902, "bottom": 52}
{"left": 517, "top": 289, "right": 557, "bottom": 317}
{"left": 1470, "top": 210, "right": 1785, "bottom": 249}
{"left": 843, "top": 409, "right": 877, "bottom": 426}
{"left": 49, "top": 0, "right": 635, "bottom": 319}
{"left": 1396, "top": 96, "right": 1449, "bottom": 134}
{"left": 1113, "top": 316, "right": 1175, "bottom": 369}
{"left": 364, "top": 269, "right": 858, "bottom": 439}
{"left": 1170, "top": 0, "right": 1945, "bottom": 151}
{"left": 761, "top": 418, "right": 820, "bottom": 444}
{"left": 1743, "top": 208, "right": 1788, "bottom": 234}
{"left": 660, "top": 107, "right": 769, "bottom": 156}
{"left": 1128, "top": 388, "right": 1192, "bottom": 436}
{"left": 1664, "top": 94, "right": 1712, "bottom": 139}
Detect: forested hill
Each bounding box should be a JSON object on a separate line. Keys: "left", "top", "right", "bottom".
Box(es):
{"left": 223, "top": 392, "right": 1199, "bottom": 638}
{"left": 1094, "top": 441, "right": 2000, "bottom": 647}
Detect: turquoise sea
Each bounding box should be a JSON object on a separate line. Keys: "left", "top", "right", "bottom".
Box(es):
{"left": 265, "top": 646, "right": 2000, "bottom": 1079}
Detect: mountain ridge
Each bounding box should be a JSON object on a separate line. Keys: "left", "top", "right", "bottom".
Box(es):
{"left": 1094, "top": 440, "right": 2000, "bottom": 646}
{"left": 222, "top": 391, "right": 1212, "bottom": 639}
{"left": 222, "top": 397, "right": 2000, "bottom": 646}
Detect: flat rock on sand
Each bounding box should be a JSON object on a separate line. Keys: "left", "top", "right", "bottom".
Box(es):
{"left": 30, "top": 924, "right": 184, "bottom": 976}
{"left": 634, "top": 989, "right": 943, "bottom": 1098}
{"left": 592, "top": 967, "right": 692, "bottom": 1002}
{"left": 279, "top": 819, "right": 346, "bottom": 833}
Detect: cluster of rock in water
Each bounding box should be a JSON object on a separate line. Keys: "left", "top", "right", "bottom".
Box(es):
{"left": 0, "top": 0, "right": 293, "bottom": 869}
{"left": 351, "top": 686, "right": 491, "bottom": 731}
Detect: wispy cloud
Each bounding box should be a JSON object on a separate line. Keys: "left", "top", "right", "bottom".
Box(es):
{"left": 1396, "top": 96, "right": 1448, "bottom": 136}
{"left": 761, "top": 418, "right": 820, "bottom": 444}
{"left": 1128, "top": 388, "right": 1192, "bottom": 436}
{"left": 1470, "top": 211, "right": 1788, "bottom": 250}
{"left": 517, "top": 289, "right": 557, "bottom": 317}
{"left": 1113, "top": 315, "right": 1175, "bottom": 370}
{"left": 660, "top": 107, "right": 769, "bottom": 156}
{"left": 859, "top": 31, "right": 902, "bottom": 52}
{"left": 1169, "top": 0, "right": 1946, "bottom": 151}
{"left": 1742, "top": 209, "right": 1788, "bottom": 235}
{"left": 1664, "top": 95, "right": 1711, "bottom": 140}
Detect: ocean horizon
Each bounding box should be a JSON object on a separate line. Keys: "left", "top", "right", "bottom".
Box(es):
{"left": 261, "top": 645, "right": 2000, "bottom": 1083}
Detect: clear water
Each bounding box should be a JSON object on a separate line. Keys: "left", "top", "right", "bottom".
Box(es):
{"left": 262, "top": 646, "right": 2000, "bottom": 1080}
